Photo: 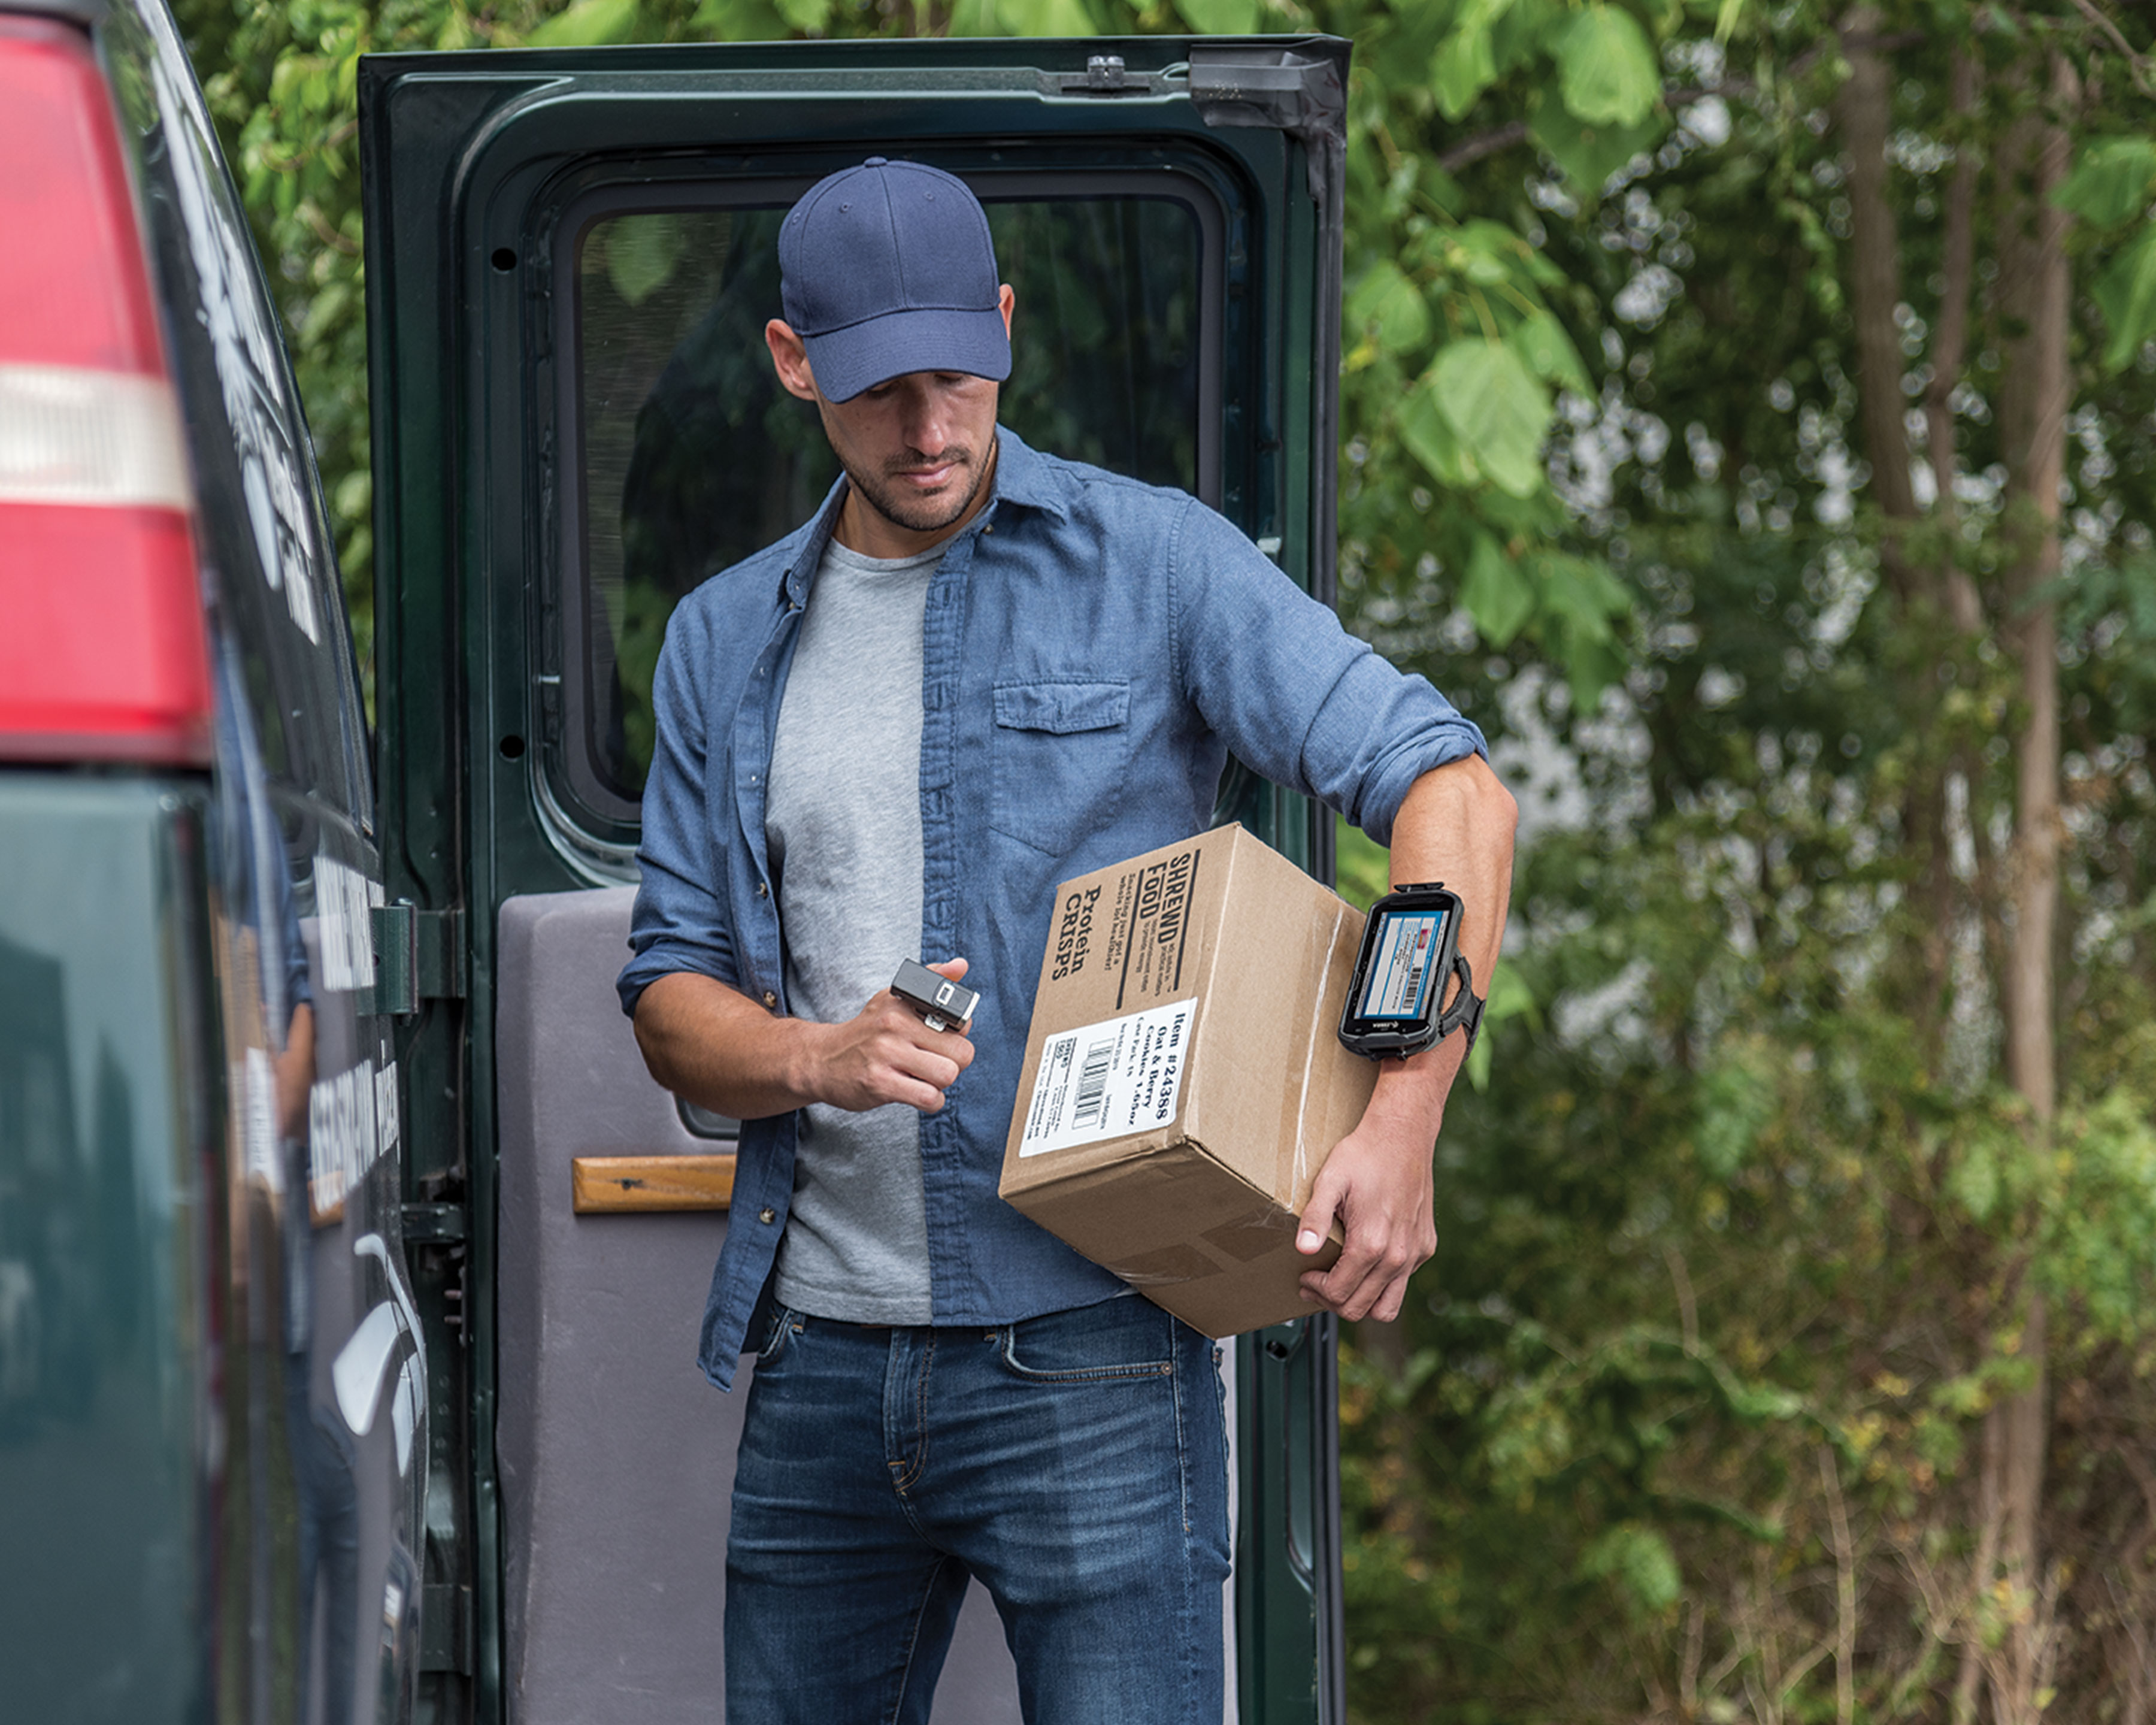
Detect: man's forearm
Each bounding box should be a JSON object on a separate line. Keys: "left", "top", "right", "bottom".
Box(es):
{"left": 1294, "top": 752, "right": 1518, "bottom": 1321}
{"left": 634, "top": 962, "right": 977, "bottom": 1122}
{"left": 634, "top": 970, "right": 828, "bottom": 1120}
{"left": 1370, "top": 755, "right": 1517, "bottom": 1112}
{"left": 1387, "top": 753, "right": 1516, "bottom": 992}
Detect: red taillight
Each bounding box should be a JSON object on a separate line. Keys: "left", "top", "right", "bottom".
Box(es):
{"left": 0, "top": 15, "right": 212, "bottom": 768}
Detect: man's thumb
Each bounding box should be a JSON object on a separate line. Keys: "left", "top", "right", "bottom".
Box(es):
{"left": 1295, "top": 1178, "right": 1340, "bottom": 1257}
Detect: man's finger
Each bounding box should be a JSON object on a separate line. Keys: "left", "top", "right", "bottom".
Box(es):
{"left": 1295, "top": 1172, "right": 1343, "bottom": 1259}
{"left": 1305, "top": 1226, "right": 1385, "bottom": 1308}
{"left": 917, "top": 958, "right": 974, "bottom": 1030}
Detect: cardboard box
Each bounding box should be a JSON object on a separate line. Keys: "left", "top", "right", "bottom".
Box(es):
{"left": 1000, "top": 824, "right": 1377, "bottom": 1337}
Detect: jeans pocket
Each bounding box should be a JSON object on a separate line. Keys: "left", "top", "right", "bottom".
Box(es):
{"left": 988, "top": 678, "right": 1134, "bottom": 858}
{"left": 998, "top": 1296, "right": 1177, "bottom": 1384}
{"left": 755, "top": 1303, "right": 798, "bottom": 1367}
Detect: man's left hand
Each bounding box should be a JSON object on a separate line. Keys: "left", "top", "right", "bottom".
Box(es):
{"left": 1292, "top": 1045, "right": 1454, "bottom": 1323}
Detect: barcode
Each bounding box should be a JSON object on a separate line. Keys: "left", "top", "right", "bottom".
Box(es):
{"left": 1072, "top": 1038, "right": 1115, "bottom": 1128}
{"left": 1402, "top": 958, "right": 1425, "bottom": 1009}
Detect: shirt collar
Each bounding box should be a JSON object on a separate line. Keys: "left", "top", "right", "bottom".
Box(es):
{"left": 779, "top": 475, "right": 850, "bottom": 610}
{"left": 983, "top": 426, "right": 1071, "bottom": 523}
{"left": 777, "top": 422, "right": 1069, "bottom": 607}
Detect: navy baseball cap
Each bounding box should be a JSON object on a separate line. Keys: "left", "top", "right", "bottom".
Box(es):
{"left": 778, "top": 157, "right": 1012, "bottom": 403}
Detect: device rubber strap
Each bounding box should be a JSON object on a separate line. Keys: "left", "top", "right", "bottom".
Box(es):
{"left": 1436, "top": 952, "right": 1484, "bottom": 1054}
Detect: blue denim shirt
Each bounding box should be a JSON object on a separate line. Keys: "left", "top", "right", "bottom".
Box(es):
{"left": 619, "top": 429, "right": 1486, "bottom": 1388}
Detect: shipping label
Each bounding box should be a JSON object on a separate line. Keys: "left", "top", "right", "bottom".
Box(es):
{"left": 1020, "top": 998, "right": 1198, "bottom": 1157}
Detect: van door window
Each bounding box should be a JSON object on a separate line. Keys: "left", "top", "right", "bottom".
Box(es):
{"left": 555, "top": 178, "right": 1218, "bottom": 838}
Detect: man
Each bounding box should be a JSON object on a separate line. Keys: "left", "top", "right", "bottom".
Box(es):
{"left": 620, "top": 156, "right": 1516, "bottom": 1724}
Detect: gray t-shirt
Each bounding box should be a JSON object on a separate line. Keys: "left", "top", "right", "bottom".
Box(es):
{"left": 764, "top": 535, "right": 943, "bottom": 1322}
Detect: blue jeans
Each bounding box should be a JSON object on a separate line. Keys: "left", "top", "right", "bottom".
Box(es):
{"left": 725, "top": 1295, "right": 1231, "bottom": 1724}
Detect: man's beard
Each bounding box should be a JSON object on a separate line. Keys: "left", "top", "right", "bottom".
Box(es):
{"left": 841, "top": 442, "right": 994, "bottom": 537}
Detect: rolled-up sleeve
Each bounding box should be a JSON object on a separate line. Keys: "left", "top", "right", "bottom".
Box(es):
{"left": 1170, "top": 502, "right": 1486, "bottom": 847}
{"left": 617, "top": 610, "right": 740, "bottom": 1017}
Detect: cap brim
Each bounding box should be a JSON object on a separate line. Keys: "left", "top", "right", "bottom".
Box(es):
{"left": 801, "top": 305, "right": 1012, "bottom": 404}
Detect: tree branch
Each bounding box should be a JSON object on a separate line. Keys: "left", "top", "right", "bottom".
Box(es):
{"left": 1437, "top": 120, "right": 1530, "bottom": 175}
{"left": 1831, "top": 6, "right": 1922, "bottom": 599}
{"left": 2070, "top": 0, "right": 2155, "bottom": 96}
{"left": 1926, "top": 48, "right": 1984, "bottom": 634}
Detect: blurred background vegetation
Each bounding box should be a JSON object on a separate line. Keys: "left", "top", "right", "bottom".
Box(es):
{"left": 173, "top": 0, "right": 2156, "bottom": 1717}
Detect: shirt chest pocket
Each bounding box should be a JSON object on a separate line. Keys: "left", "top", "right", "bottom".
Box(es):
{"left": 989, "top": 679, "right": 1134, "bottom": 859}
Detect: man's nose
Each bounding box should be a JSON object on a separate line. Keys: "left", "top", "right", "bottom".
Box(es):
{"left": 895, "top": 377, "right": 955, "bottom": 450}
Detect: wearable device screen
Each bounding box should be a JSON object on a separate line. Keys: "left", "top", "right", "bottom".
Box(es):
{"left": 1337, "top": 883, "right": 1482, "bottom": 1060}
{"left": 1355, "top": 907, "right": 1449, "bottom": 1022}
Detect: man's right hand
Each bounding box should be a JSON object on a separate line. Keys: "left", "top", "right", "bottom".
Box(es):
{"left": 633, "top": 959, "right": 975, "bottom": 1123}
{"left": 806, "top": 957, "right": 976, "bottom": 1114}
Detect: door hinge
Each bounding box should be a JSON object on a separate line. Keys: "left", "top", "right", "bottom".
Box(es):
{"left": 400, "top": 1202, "right": 469, "bottom": 1244}
{"left": 420, "top": 1581, "right": 473, "bottom": 1674}
{"left": 370, "top": 903, "right": 467, "bottom": 1016}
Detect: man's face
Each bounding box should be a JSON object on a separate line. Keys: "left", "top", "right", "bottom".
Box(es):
{"left": 765, "top": 283, "right": 1015, "bottom": 556}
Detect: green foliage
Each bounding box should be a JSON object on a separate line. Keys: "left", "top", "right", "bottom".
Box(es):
{"left": 1577, "top": 1523, "right": 1682, "bottom": 1618}
{"left": 1428, "top": 339, "right": 1555, "bottom": 499}
{"left": 2093, "top": 226, "right": 2156, "bottom": 373}
{"left": 1332, "top": 0, "right": 2156, "bottom": 1715}
{"left": 2052, "top": 134, "right": 2156, "bottom": 226}
{"left": 1553, "top": 5, "right": 1660, "bottom": 129}
{"left": 529, "top": 0, "right": 649, "bottom": 44}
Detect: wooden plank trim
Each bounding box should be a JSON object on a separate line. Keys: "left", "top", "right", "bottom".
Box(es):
{"left": 571, "top": 1154, "right": 737, "bottom": 1214}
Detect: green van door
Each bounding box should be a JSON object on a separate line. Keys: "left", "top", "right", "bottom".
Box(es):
{"left": 358, "top": 36, "right": 1352, "bottom": 1725}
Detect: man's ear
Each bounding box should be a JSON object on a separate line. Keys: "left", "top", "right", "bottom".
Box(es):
{"left": 765, "top": 318, "right": 821, "bottom": 403}
{"left": 998, "top": 283, "right": 1015, "bottom": 338}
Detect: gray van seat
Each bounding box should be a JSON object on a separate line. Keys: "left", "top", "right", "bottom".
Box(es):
{"left": 494, "top": 887, "right": 1022, "bottom": 1723}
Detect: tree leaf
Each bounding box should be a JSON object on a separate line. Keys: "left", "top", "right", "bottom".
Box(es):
{"left": 1490, "top": 0, "right": 1559, "bottom": 74}
{"left": 528, "top": 0, "right": 645, "bottom": 46}
{"left": 1696, "top": 1052, "right": 1773, "bottom": 1181}
{"left": 1345, "top": 259, "right": 1433, "bottom": 356}
{"left": 605, "top": 214, "right": 687, "bottom": 307}
{"left": 1431, "top": 340, "right": 1553, "bottom": 500}
{"left": 1509, "top": 307, "right": 1591, "bottom": 393}
{"left": 1429, "top": 0, "right": 1516, "bottom": 119}
{"left": 1177, "top": 0, "right": 1261, "bottom": 31}
{"left": 1528, "top": 86, "right": 1661, "bottom": 197}
{"left": 1464, "top": 954, "right": 1536, "bottom": 1090}
{"left": 1949, "top": 1136, "right": 1999, "bottom": 1222}
{"left": 773, "top": 0, "right": 834, "bottom": 30}
{"left": 2052, "top": 137, "right": 2156, "bottom": 229}
{"left": 1537, "top": 552, "right": 1631, "bottom": 710}
{"left": 1431, "top": 21, "right": 1498, "bottom": 122}
{"left": 994, "top": 0, "right": 1100, "bottom": 34}
{"left": 1564, "top": 631, "right": 1628, "bottom": 715}
{"left": 1398, "top": 374, "right": 1484, "bottom": 491}
{"left": 1555, "top": 4, "right": 1661, "bottom": 129}
{"left": 2094, "top": 225, "right": 2156, "bottom": 373}
{"left": 1460, "top": 529, "right": 1534, "bottom": 646}
{"left": 1579, "top": 1525, "right": 1681, "bottom": 1617}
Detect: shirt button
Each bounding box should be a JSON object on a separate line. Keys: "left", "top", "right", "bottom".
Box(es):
{"left": 756, "top": 880, "right": 768, "bottom": 898}
{"left": 758, "top": 1207, "right": 776, "bottom": 1225}
{"left": 761, "top": 990, "right": 777, "bottom": 1009}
